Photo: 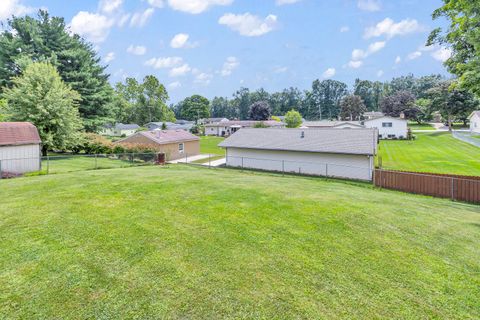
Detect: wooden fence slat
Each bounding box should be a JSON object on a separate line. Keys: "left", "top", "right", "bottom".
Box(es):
{"left": 374, "top": 169, "right": 479, "bottom": 204}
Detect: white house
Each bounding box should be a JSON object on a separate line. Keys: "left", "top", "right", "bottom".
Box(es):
{"left": 100, "top": 123, "right": 140, "bottom": 137}
{"left": 302, "top": 121, "right": 364, "bottom": 129}
{"left": 0, "top": 122, "right": 42, "bottom": 175}
{"left": 205, "top": 120, "right": 285, "bottom": 137}
{"left": 363, "top": 116, "right": 408, "bottom": 139}
{"left": 219, "top": 128, "right": 378, "bottom": 181}
{"left": 468, "top": 111, "right": 480, "bottom": 134}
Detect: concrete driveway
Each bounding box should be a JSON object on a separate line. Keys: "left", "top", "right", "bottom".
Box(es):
{"left": 169, "top": 154, "right": 212, "bottom": 164}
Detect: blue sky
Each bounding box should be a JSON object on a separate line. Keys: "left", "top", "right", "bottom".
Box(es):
{"left": 1, "top": 0, "right": 450, "bottom": 103}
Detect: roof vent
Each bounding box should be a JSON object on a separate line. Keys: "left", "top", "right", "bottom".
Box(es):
{"left": 301, "top": 131, "right": 305, "bottom": 139}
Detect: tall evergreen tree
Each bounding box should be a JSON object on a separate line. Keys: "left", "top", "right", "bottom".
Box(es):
{"left": 0, "top": 10, "right": 113, "bottom": 131}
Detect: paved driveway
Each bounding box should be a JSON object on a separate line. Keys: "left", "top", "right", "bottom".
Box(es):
{"left": 452, "top": 131, "right": 480, "bottom": 147}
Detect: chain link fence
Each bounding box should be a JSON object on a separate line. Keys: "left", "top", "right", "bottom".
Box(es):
{"left": 0, "top": 153, "right": 162, "bottom": 178}
{"left": 222, "top": 155, "right": 373, "bottom": 181}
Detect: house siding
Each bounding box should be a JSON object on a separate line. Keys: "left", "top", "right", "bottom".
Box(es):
{"left": 118, "top": 134, "right": 199, "bottom": 160}
{"left": 225, "top": 147, "right": 373, "bottom": 181}
{"left": 364, "top": 117, "right": 407, "bottom": 139}
{"left": 470, "top": 114, "right": 480, "bottom": 134}
{"left": 0, "top": 144, "right": 41, "bottom": 174}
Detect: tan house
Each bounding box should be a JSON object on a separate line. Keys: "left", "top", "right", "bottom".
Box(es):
{"left": 116, "top": 129, "right": 200, "bottom": 160}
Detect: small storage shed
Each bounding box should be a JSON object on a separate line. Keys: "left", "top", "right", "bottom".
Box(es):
{"left": 0, "top": 122, "right": 42, "bottom": 175}
{"left": 219, "top": 128, "right": 378, "bottom": 181}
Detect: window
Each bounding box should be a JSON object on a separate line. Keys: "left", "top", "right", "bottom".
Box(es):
{"left": 178, "top": 143, "right": 184, "bottom": 153}
{"left": 388, "top": 134, "right": 396, "bottom": 139}
{"left": 382, "top": 122, "right": 393, "bottom": 127}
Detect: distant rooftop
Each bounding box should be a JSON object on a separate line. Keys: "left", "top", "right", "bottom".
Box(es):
{"left": 219, "top": 128, "right": 378, "bottom": 155}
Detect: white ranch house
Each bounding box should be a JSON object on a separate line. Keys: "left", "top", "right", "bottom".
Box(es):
{"left": 0, "top": 122, "right": 42, "bottom": 175}
{"left": 363, "top": 116, "right": 408, "bottom": 139}
{"left": 219, "top": 128, "right": 378, "bottom": 181}
{"left": 469, "top": 111, "right": 480, "bottom": 134}
{"left": 205, "top": 120, "right": 285, "bottom": 137}
{"left": 101, "top": 123, "right": 140, "bottom": 137}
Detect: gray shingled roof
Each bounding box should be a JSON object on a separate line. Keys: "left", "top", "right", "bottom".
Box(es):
{"left": 116, "top": 123, "right": 140, "bottom": 130}
{"left": 219, "top": 128, "right": 378, "bottom": 155}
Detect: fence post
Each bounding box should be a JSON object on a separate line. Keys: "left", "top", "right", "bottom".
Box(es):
{"left": 325, "top": 163, "right": 328, "bottom": 178}
{"left": 0, "top": 160, "right": 2, "bottom": 179}
{"left": 47, "top": 155, "right": 50, "bottom": 175}
{"left": 282, "top": 160, "right": 285, "bottom": 176}
{"left": 451, "top": 177, "right": 455, "bottom": 201}
{"left": 209, "top": 154, "right": 211, "bottom": 168}
{"left": 95, "top": 154, "right": 98, "bottom": 170}
{"left": 185, "top": 152, "right": 188, "bottom": 164}
{"left": 241, "top": 157, "right": 244, "bottom": 170}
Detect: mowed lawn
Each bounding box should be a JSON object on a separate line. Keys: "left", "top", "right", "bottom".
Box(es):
{"left": 200, "top": 136, "right": 225, "bottom": 155}
{"left": 0, "top": 165, "right": 479, "bottom": 319}
{"left": 378, "top": 132, "right": 480, "bottom": 176}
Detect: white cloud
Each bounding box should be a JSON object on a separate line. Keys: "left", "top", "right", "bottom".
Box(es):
{"left": 104, "top": 52, "right": 115, "bottom": 63}
{"left": 99, "top": 0, "right": 123, "bottom": 14}
{"left": 340, "top": 26, "right": 350, "bottom": 33}
{"left": 368, "top": 41, "right": 386, "bottom": 54}
{"left": 130, "top": 8, "right": 154, "bottom": 27}
{"left": 168, "top": 81, "right": 181, "bottom": 90}
{"left": 127, "top": 45, "right": 147, "bottom": 55}
{"left": 364, "top": 18, "right": 423, "bottom": 39}
{"left": 357, "top": 0, "right": 381, "bottom": 12}
{"left": 322, "top": 68, "right": 336, "bottom": 79}
{"left": 69, "top": 11, "right": 114, "bottom": 43}
{"left": 221, "top": 56, "right": 239, "bottom": 76}
{"left": 349, "top": 41, "right": 386, "bottom": 68}
{"left": 170, "top": 33, "right": 197, "bottom": 49}
{"left": 219, "top": 13, "right": 278, "bottom": 37}
{"left": 395, "top": 56, "right": 401, "bottom": 64}
{"left": 274, "top": 66, "right": 288, "bottom": 73}
{"left": 194, "top": 72, "right": 213, "bottom": 85}
{"left": 118, "top": 13, "right": 130, "bottom": 27}
{"left": 377, "top": 70, "right": 384, "bottom": 77}
{"left": 276, "top": 0, "right": 302, "bottom": 5}
{"left": 168, "top": 0, "right": 233, "bottom": 14}
{"left": 348, "top": 60, "right": 363, "bottom": 69}
{"left": 145, "top": 56, "right": 183, "bottom": 69}
{"left": 148, "top": 0, "right": 165, "bottom": 8}
{"left": 0, "top": 0, "right": 35, "bottom": 21}
{"left": 407, "top": 51, "right": 422, "bottom": 60}
{"left": 431, "top": 47, "right": 452, "bottom": 62}
{"left": 169, "top": 64, "right": 191, "bottom": 77}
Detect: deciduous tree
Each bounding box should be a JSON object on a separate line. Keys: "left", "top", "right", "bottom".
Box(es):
{"left": 284, "top": 109, "right": 303, "bottom": 128}
{"left": 3, "top": 62, "right": 82, "bottom": 155}
{"left": 248, "top": 101, "right": 271, "bottom": 120}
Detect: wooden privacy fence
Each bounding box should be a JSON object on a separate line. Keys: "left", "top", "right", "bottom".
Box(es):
{"left": 374, "top": 169, "right": 480, "bottom": 204}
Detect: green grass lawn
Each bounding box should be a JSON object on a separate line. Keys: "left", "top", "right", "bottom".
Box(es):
{"left": 408, "top": 122, "right": 434, "bottom": 130}
{"left": 37, "top": 154, "right": 154, "bottom": 174}
{"left": 200, "top": 136, "right": 225, "bottom": 155}
{"left": 378, "top": 132, "right": 480, "bottom": 176}
{"left": 0, "top": 165, "right": 479, "bottom": 319}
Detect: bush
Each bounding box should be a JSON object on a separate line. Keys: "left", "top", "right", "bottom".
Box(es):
{"left": 72, "top": 133, "right": 157, "bottom": 154}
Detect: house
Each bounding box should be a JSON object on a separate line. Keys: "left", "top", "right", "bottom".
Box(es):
{"left": 200, "top": 117, "right": 229, "bottom": 125}
{"left": 0, "top": 122, "right": 42, "bottom": 175}
{"left": 468, "top": 111, "right": 480, "bottom": 134}
{"left": 363, "top": 116, "right": 408, "bottom": 139}
{"left": 205, "top": 120, "right": 285, "bottom": 137}
{"left": 219, "top": 128, "right": 378, "bottom": 181}
{"left": 363, "top": 111, "right": 384, "bottom": 120}
{"left": 101, "top": 123, "right": 140, "bottom": 137}
{"left": 146, "top": 120, "right": 195, "bottom": 132}
{"left": 115, "top": 129, "right": 200, "bottom": 161}
{"left": 302, "top": 121, "right": 364, "bottom": 129}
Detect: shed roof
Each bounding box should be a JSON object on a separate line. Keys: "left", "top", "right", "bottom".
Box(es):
{"left": 0, "top": 122, "right": 41, "bottom": 146}
{"left": 468, "top": 111, "right": 480, "bottom": 119}
{"left": 219, "top": 128, "right": 378, "bottom": 155}
{"left": 116, "top": 123, "right": 140, "bottom": 130}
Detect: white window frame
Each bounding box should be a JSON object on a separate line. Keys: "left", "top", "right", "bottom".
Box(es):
{"left": 178, "top": 143, "right": 184, "bottom": 153}
{"left": 382, "top": 122, "right": 393, "bottom": 128}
